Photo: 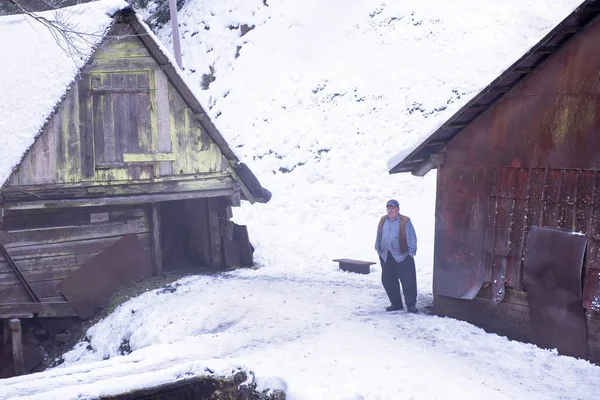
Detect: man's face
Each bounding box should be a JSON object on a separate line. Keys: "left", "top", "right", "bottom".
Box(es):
{"left": 387, "top": 205, "right": 399, "bottom": 220}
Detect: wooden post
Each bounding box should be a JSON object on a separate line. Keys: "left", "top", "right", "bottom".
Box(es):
{"left": 208, "top": 198, "right": 222, "bottom": 267}
{"left": 150, "top": 203, "right": 163, "bottom": 276}
{"left": 9, "top": 318, "right": 25, "bottom": 376}
{"left": 2, "top": 319, "right": 9, "bottom": 345}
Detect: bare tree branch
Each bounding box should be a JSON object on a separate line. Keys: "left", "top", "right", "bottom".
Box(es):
{"left": 8, "top": 0, "right": 105, "bottom": 62}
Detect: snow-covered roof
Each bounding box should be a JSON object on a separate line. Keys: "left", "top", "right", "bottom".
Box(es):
{"left": 0, "top": 1, "right": 271, "bottom": 203}
{"left": 387, "top": 0, "right": 599, "bottom": 176}
{"left": 0, "top": 0, "right": 127, "bottom": 189}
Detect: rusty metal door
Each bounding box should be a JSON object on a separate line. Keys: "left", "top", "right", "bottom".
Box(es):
{"left": 523, "top": 226, "right": 587, "bottom": 359}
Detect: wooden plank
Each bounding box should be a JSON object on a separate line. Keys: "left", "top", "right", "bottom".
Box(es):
{"left": 113, "top": 92, "right": 127, "bottom": 160}
{"left": 208, "top": 198, "right": 221, "bottom": 266}
{"left": 0, "top": 254, "right": 97, "bottom": 281}
{"left": 7, "top": 173, "right": 19, "bottom": 187}
{"left": 2, "top": 174, "right": 234, "bottom": 202}
{"left": 3, "top": 189, "right": 236, "bottom": 211}
{"left": 56, "top": 82, "right": 82, "bottom": 183}
{"left": 87, "top": 56, "right": 158, "bottom": 73}
{"left": 123, "top": 153, "right": 176, "bottom": 162}
{"left": 0, "top": 234, "right": 150, "bottom": 261}
{"left": 103, "top": 92, "right": 116, "bottom": 162}
{"left": 0, "top": 284, "right": 30, "bottom": 304}
{"left": 150, "top": 204, "right": 163, "bottom": 276}
{"left": 0, "top": 280, "right": 60, "bottom": 299}
{"left": 0, "top": 217, "right": 149, "bottom": 248}
{"left": 125, "top": 92, "right": 140, "bottom": 154}
{"left": 478, "top": 285, "right": 529, "bottom": 307}
{"left": 169, "top": 83, "right": 187, "bottom": 174}
{"left": 94, "top": 35, "right": 151, "bottom": 59}
{"left": 185, "top": 107, "right": 201, "bottom": 172}
{"left": 0, "top": 313, "right": 32, "bottom": 319}
{"left": 92, "top": 92, "right": 106, "bottom": 165}
{"left": 40, "top": 295, "right": 67, "bottom": 302}
{"left": 155, "top": 70, "right": 172, "bottom": 176}
{"left": 9, "top": 318, "right": 25, "bottom": 376}
{"left": 136, "top": 92, "right": 152, "bottom": 154}
{"left": 42, "top": 118, "right": 58, "bottom": 184}
{"left": 2, "top": 205, "right": 149, "bottom": 231}
{"left": 79, "top": 73, "right": 95, "bottom": 179}
{"left": 0, "top": 302, "right": 77, "bottom": 318}
{"left": 18, "top": 140, "right": 33, "bottom": 186}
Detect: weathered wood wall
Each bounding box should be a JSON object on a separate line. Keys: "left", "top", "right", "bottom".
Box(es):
{"left": 0, "top": 206, "right": 150, "bottom": 304}
{"left": 8, "top": 23, "right": 227, "bottom": 189}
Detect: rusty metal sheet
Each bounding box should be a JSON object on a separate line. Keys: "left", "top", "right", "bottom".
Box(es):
{"left": 491, "top": 256, "right": 507, "bottom": 304}
{"left": 523, "top": 226, "right": 587, "bottom": 359}
{"left": 433, "top": 166, "right": 487, "bottom": 299}
{"left": 58, "top": 234, "right": 153, "bottom": 320}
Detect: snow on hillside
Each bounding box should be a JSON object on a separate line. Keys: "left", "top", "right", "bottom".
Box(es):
{"left": 4, "top": 1, "right": 600, "bottom": 399}
{"left": 156, "top": 0, "right": 583, "bottom": 285}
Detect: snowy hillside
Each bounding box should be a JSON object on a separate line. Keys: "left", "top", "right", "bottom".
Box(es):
{"left": 4, "top": 1, "right": 600, "bottom": 399}
{"left": 155, "top": 0, "right": 584, "bottom": 285}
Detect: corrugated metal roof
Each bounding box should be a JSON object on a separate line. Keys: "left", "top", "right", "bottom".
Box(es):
{"left": 389, "top": 0, "right": 600, "bottom": 175}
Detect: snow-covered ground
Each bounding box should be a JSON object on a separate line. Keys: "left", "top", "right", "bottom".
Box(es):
{"left": 3, "top": 0, "right": 600, "bottom": 399}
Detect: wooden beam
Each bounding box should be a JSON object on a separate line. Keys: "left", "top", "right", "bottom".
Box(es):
{"left": 150, "top": 203, "right": 163, "bottom": 276}
{"left": 478, "top": 286, "right": 529, "bottom": 307}
{"left": 123, "top": 153, "right": 177, "bottom": 163}
{"left": 467, "top": 103, "right": 494, "bottom": 112}
{"left": 446, "top": 122, "right": 469, "bottom": 129}
{"left": 535, "top": 46, "right": 557, "bottom": 54}
{"left": 411, "top": 153, "right": 445, "bottom": 177}
{"left": 0, "top": 302, "right": 77, "bottom": 318}
{"left": 226, "top": 167, "right": 255, "bottom": 204}
{"left": 3, "top": 188, "right": 236, "bottom": 210}
{"left": 488, "top": 85, "right": 512, "bottom": 94}
{"left": 9, "top": 318, "right": 25, "bottom": 376}
{"left": 3, "top": 174, "right": 235, "bottom": 203}
{"left": 227, "top": 192, "right": 241, "bottom": 207}
{"left": 512, "top": 67, "right": 533, "bottom": 74}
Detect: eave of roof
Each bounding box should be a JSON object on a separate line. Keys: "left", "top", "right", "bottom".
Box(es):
{"left": 389, "top": 0, "right": 600, "bottom": 176}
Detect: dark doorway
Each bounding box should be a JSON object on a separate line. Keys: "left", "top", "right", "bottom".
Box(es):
{"left": 159, "top": 199, "right": 211, "bottom": 271}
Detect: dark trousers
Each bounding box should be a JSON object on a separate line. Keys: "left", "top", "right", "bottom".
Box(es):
{"left": 380, "top": 251, "right": 417, "bottom": 308}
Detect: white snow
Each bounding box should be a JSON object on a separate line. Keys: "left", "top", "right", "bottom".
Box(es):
{"left": 0, "top": 0, "right": 127, "bottom": 188}
{"left": 3, "top": 0, "right": 600, "bottom": 399}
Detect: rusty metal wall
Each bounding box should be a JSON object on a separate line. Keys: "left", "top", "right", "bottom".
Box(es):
{"left": 445, "top": 15, "right": 600, "bottom": 171}
{"left": 436, "top": 15, "right": 600, "bottom": 307}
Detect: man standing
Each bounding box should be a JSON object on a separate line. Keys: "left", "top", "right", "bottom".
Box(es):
{"left": 374, "top": 199, "right": 418, "bottom": 313}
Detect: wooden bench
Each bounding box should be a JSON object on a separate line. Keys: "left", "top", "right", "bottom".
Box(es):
{"left": 333, "top": 259, "right": 375, "bottom": 274}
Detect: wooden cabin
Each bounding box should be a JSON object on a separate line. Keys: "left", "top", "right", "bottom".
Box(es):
{"left": 389, "top": 0, "right": 600, "bottom": 362}
{"left": 0, "top": 5, "right": 270, "bottom": 327}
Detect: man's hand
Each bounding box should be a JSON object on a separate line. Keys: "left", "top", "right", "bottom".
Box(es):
{"left": 409, "top": 252, "right": 416, "bottom": 257}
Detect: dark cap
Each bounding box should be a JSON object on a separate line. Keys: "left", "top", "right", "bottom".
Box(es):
{"left": 386, "top": 199, "right": 399, "bottom": 208}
